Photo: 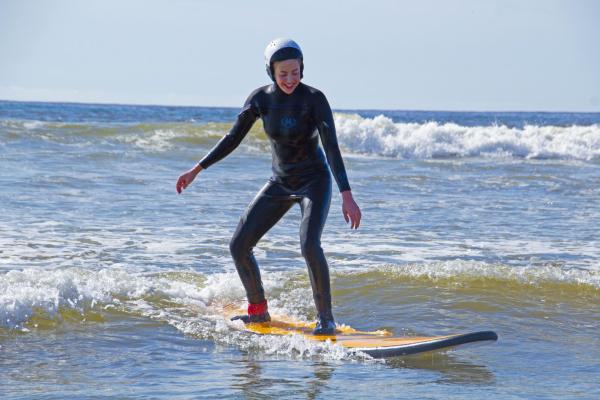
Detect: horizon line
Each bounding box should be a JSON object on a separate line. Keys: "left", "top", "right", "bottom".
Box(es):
{"left": 1, "top": 97, "right": 599, "bottom": 115}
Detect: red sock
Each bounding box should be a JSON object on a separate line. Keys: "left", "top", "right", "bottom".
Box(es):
{"left": 248, "top": 300, "right": 268, "bottom": 315}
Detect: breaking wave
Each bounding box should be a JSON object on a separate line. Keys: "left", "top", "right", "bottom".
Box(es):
{"left": 2, "top": 261, "right": 598, "bottom": 331}
{"left": 3, "top": 115, "right": 600, "bottom": 160}
{"left": 334, "top": 114, "right": 600, "bottom": 161}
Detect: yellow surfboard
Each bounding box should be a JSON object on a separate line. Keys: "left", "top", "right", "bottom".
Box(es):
{"left": 228, "top": 311, "right": 498, "bottom": 358}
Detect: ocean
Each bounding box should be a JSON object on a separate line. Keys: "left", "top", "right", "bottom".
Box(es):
{"left": 1, "top": 99, "right": 599, "bottom": 399}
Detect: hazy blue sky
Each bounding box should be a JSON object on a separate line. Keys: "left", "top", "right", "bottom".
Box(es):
{"left": 1, "top": 0, "right": 599, "bottom": 111}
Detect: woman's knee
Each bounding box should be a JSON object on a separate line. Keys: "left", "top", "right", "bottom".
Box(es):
{"left": 230, "top": 234, "right": 251, "bottom": 259}
{"left": 301, "top": 238, "right": 323, "bottom": 261}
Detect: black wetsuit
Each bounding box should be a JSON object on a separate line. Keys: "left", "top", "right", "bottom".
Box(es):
{"left": 199, "top": 82, "right": 350, "bottom": 322}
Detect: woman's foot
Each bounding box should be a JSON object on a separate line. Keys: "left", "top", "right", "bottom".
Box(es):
{"left": 312, "top": 317, "right": 336, "bottom": 335}
{"left": 230, "top": 299, "right": 270, "bottom": 323}
{"left": 231, "top": 312, "right": 271, "bottom": 323}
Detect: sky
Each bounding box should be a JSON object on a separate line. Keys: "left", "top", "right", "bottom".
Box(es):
{"left": 1, "top": 0, "right": 599, "bottom": 112}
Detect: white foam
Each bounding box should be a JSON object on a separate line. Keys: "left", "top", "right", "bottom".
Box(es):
{"left": 0, "top": 268, "right": 153, "bottom": 329}
{"left": 0, "top": 267, "right": 311, "bottom": 329}
{"left": 118, "top": 128, "right": 182, "bottom": 152}
{"left": 3, "top": 262, "right": 596, "bottom": 360}
{"left": 163, "top": 313, "right": 363, "bottom": 361}
{"left": 0, "top": 266, "right": 372, "bottom": 360}
{"left": 5, "top": 115, "right": 600, "bottom": 161}
{"left": 22, "top": 120, "right": 46, "bottom": 130}
{"left": 2, "top": 260, "right": 598, "bottom": 332}
{"left": 334, "top": 113, "right": 600, "bottom": 160}
{"left": 369, "top": 260, "right": 600, "bottom": 288}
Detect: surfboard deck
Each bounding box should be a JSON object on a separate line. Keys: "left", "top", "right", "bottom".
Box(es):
{"left": 233, "top": 315, "right": 497, "bottom": 358}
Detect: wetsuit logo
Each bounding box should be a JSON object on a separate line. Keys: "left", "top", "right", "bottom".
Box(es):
{"left": 281, "top": 116, "right": 297, "bottom": 130}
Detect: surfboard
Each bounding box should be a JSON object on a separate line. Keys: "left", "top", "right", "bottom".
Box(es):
{"left": 234, "top": 315, "right": 497, "bottom": 358}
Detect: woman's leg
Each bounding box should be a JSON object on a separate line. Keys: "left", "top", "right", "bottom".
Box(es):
{"left": 230, "top": 182, "right": 294, "bottom": 305}
{"left": 298, "top": 173, "right": 334, "bottom": 331}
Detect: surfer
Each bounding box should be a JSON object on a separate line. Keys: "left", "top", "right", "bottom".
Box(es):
{"left": 176, "top": 38, "right": 361, "bottom": 335}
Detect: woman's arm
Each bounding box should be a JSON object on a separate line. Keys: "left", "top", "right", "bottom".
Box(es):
{"left": 197, "top": 105, "right": 259, "bottom": 170}
{"left": 315, "top": 91, "right": 361, "bottom": 229}
{"left": 314, "top": 91, "right": 351, "bottom": 192}
{"left": 176, "top": 92, "right": 259, "bottom": 194}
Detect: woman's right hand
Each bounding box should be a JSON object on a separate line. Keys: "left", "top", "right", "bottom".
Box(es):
{"left": 176, "top": 164, "right": 202, "bottom": 194}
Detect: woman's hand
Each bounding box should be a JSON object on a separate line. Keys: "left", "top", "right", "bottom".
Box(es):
{"left": 176, "top": 164, "right": 202, "bottom": 194}
{"left": 341, "top": 190, "right": 361, "bottom": 229}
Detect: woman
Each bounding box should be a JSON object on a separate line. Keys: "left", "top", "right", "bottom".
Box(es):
{"left": 176, "top": 38, "right": 361, "bottom": 335}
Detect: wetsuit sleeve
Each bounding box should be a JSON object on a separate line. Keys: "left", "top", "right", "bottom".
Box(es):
{"left": 314, "top": 91, "right": 351, "bottom": 192}
{"left": 198, "top": 93, "right": 259, "bottom": 169}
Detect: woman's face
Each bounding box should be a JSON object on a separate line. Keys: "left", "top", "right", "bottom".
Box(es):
{"left": 273, "top": 59, "right": 301, "bottom": 94}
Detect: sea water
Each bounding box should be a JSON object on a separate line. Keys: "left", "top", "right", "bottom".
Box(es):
{"left": 1, "top": 100, "right": 599, "bottom": 399}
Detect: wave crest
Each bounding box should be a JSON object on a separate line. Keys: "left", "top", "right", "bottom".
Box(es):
{"left": 4, "top": 116, "right": 600, "bottom": 160}
{"left": 335, "top": 113, "right": 600, "bottom": 160}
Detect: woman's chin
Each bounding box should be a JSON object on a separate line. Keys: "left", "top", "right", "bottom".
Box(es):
{"left": 279, "top": 83, "right": 299, "bottom": 94}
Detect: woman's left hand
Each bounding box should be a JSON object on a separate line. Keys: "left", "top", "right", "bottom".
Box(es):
{"left": 341, "top": 190, "right": 361, "bottom": 229}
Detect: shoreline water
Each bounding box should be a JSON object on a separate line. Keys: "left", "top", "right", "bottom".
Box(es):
{"left": 1, "top": 100, "right": 599, "bottom": 398}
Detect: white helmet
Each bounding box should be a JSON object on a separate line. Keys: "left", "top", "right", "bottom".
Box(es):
{"left": 264, "top": 38, "right": 304, "bottom": 81}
